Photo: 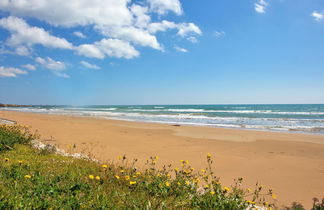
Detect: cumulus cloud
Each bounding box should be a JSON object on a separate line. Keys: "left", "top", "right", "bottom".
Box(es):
{"left": 0, "top": 0, "right": 133, "bottom": 27}
{"left": 97, "top": 26, "right": 162, "bottom": 50}
{"left": 15, "top": 46, "right": 31, "bottom": 56}
{"left": 77, "top": 39, "right": 139, "bottom": 59}
{"left": 0, "top": 66, "right": 27, "bottom": 77}
{"left": 0, "top": 16, "right": 73, "bottom": 50}
{"left": 131, "top": 5, "right": 151, "bottom": 28}
{"left": 80, "top": 61, "right": 101, "bottom": 70}
{"left": 177, "top": 23, "right": 202, "bottom": 37}
{"left": 35, "top": 57, "right": 69, "bottom": 78}
{"left": 0, "top": 0, "right": 201, "bottom": 60}
{"left": 73, "top": 31, "right": 86, "bottom": 38}
{"left": 147, "top": 0, "right": 183, "bottom": 15}
{"left": 21, "top": 64, "right": 36, "bottom": 71}
{"left": 148, "top": 20, "right": 178, "bottom": 34}
{"left": 255, "top": 0, "right": 268, "bottom": 14}
{"left": 312, "top": 11, "right": 324, "bottom": 21}
{"left": 174, "top": 46, "right": 188, "bottom": 53}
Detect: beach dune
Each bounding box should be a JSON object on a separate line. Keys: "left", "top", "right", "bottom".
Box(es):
{"left": 1, "top": 110, "right": 324, "bottom": 208}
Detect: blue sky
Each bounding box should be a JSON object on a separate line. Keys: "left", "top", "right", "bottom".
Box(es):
{"left": 0, "top": 0, "right": 324, "bottom": 105}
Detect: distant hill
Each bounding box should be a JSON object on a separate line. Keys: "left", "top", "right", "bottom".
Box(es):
{"left": 0, "top": 103, "right": 32, "bottom": 107}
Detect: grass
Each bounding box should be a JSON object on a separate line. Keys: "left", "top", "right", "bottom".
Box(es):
{"left": 0, "top": 124, "right": 321, "bottom": 209}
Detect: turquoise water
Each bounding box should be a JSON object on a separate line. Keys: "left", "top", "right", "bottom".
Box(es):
{"left": 1, "top": 104, "right": 324, "bottom": 134}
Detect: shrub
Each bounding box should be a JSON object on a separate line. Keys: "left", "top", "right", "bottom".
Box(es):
{"left": 0, "top": 124, "right": 35, "bottom": 152}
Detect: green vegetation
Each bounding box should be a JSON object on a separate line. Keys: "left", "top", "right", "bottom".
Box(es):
{"left": 0, "top": 124, "right": 280, "bottom": 209}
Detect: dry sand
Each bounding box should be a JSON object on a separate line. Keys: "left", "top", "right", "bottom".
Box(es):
{"left": 1, "top": 110, "right": 324, "bottom": 208}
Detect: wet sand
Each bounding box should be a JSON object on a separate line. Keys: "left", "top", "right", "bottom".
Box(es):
{"left": 1, "top": 110, "right": 324, "bottom": 208}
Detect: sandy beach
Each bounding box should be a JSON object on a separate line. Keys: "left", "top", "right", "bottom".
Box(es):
{"left": 1, "top": 110, "right": 324, "bottom": 208}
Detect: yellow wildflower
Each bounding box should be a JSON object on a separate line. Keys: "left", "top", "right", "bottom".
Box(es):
{"left": 167, "top": 173, "right": 171, "bottom": 178}
{"left": 204, "top": 184, "right": 209, "bottom": 188}
{"left": 115, "top": 175, "right": 120, "bottom": 179}
{"left": 246, "top": 200, "right": 255, "bottom": 205}
{"left": 88, "top": 175, "right": 94, "bottom": 180}
{"left": 155, "top": 156, "right": 159, "bottom": 160}
{"left": 200, "top": 169, "right": 206, "bottom": 173}
{"left": 185, "top": 160, "right": 189, "bottom": 164}
{"left": 95, "top": 176, "right": 100, "bottom": 180}
{"left": 24, "top": 175, "right": 31, "bottom": 179}
{"left": 177, "top": 182, "right": 181, "bottom": 186}
{"left": 180, "top": 160, "right": 184, "bottom": 163}
{"left": 174, "top": 167, "right": 179, "bottom": 172}
{"left": 4, "top": 158, "right": 9, "bottom": 162}
{"left": 129, "top": 181, "right": 136, "bottom": 185}
{"left": 18, "top": 160, "right": 23, "bottom": 165}
{"left": 124, "top": 175, "right": 130, "bottom": 180}
{"left": 136, "top": 172, "right": 141, "bottom": 175}
{"left": 165, "top": 181, "right": 170, "bottom": 187}
{"left": 185, "top": 180, "right": 190, "bottom": 186}
{"left": 191, "top": 167, "right": 195, "bottom": 171}
{"left": 117, "top": 156, "right": 122, "bottom": 160}
{"left": 247, "top": 188, "right": 252, "bottom": 193}
{"left": 101, "top": 164, "right": 108, "bottom": 169}
{"left": 271, "top": 193, "right": 277, "bottom": 199}
{"left": 120, "top": 169, "right": 125, "bottom": 173}
{"left": 210, "top": 191, "right": 215, "bottom": 195}
{"left": 207, "top": 153, "right": 212, "bottom": 158}
{"left": 224, "top": 187, "right": 230, "bottom": 192}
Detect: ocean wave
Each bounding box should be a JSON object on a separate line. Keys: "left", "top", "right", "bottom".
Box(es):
{"left": 125, "top": 108, "right": 324, "bottom": 115}
{"left": 2, "top": 106, "right": 324, "bottom": 134}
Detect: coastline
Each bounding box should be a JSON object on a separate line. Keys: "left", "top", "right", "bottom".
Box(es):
{"left": 1, "top": 110, "right": 324, "bottom": 208}
{"left": 2, "top": 104, "right": 324, "bottom": 136}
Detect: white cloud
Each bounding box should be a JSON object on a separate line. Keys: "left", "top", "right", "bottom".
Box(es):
{"left": 15, "top": 46, "right": 31, "bottom": 56}
{"left": 98, "top": 26, "right": 162, "bottom": 50}
{"left": 0, "top": 0, "right": 133, "bottom": 27}
{"left": 21, "top": 64, "right": 36, "bottom": 71}
{"left": 80, "top": 61, "right": 101, "bottom": 70}
{"left": 148, "top": 20, "right": 178, "bottom": 34}
{"left": 35, "top": 56, "right": 69, "bottom": 78}
{"left": 131, "top": 5, "right": 151, "bottom": 28}
{"left": 73, "top": 31, "right": 86, "bottom": 38}
{"left": 187, "top": 36, "right": 198, "bottom": 43}
{"left": 36, "top": 57, "right": 65, "bottom": 71}
{"left": 0, "top": 16, "right": 73, "bottom": 50}
{"left": 213, "top": 30, "right": 225, "bottom": 38}
{"left": 312, "top": 11, "right": 324, "bottom": 21}
{"left": 174, "top": 46, "right": 188, "bottom": 53}
{"left": 0, "top": 0, "right": 201, "bottom": 60}
{"left": 255, "top": 0, "right": 268, "bottom": 14}
{"left": 77, "top": 39, "right": 139, "bottom": 59}
{"left": 147, "top": 0, "right": 182, "bottom": 15}
{"left": 76, "top": 44, "right": 105, "bottom": 59}
{"left": 177, "top": 23, "right": 202, "bottom": 37}
{"left": 0, "top": 66, "right": 27, "bottom": 77}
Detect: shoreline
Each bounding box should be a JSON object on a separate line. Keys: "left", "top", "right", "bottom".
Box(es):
{"left": 1, "top": 108, "right": 324, "bottom": 138}
{"left": 1, "top": 110, "right": 324, "bottom": 208}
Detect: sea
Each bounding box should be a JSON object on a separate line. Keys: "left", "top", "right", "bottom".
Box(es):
{"left": 1, "top": 104, "right": 324, "bottom": 134}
